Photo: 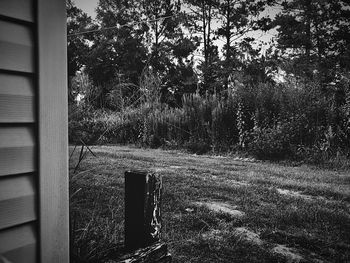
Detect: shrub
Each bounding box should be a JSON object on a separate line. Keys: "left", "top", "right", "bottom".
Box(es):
{"left": 248, "top": 125, "right": 291, "bottom": 160}
{"left": 68, "top": 105, "right": 107, "bottom": 144}
{"left": 184, "top": 138, "right": 211, "bottom": 154}
{"left": 69, "top": 105, "right": 143, "bottom": 145}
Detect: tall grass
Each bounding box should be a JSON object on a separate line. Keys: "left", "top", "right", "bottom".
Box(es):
{"left": 69, "top": 80, "right": 350, "bottom": 165}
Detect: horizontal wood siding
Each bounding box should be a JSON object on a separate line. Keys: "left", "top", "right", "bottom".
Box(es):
{"left": 0, "top": 127, "right": 35, "bottom": 176}
{"left": 0, "top": 74, "right": 35, "bottom": 123}
{"left": 0, "top": 174, "right": 36, "bottom": 230}
{"left": 0, "top": 1, "right": 37, "bottom": 262}
{"left": 0, "top": 223, "right": 37, "bottom": 263}
{"left": 0, "top": 20, "right": 34, "bottom": 73}
{"left": 0, "top": 0, "right": 34, "bottom": 22}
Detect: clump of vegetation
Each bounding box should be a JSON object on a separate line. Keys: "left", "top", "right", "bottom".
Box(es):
{"left": 69, "top": 78, "right": 350, "bottom": 167}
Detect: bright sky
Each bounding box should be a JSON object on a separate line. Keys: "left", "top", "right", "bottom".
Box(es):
{"left": 74, "top": 0, "right": 98, "bottom": 19}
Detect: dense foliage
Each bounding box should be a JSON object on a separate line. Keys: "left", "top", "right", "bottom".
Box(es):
{"left": 68, "top": 0, "right": 350, "bottom": 165}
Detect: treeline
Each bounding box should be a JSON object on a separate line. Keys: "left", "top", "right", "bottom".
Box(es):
{"left": 68, "top": 0, "right": 350, "bottom": 165}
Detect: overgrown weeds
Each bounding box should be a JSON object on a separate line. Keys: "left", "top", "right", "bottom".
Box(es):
{"left": 69, "top": 80, "right": 350, "bottom": 167}
{"left": 70, "top": 168, "right": 124, "bottom": 262}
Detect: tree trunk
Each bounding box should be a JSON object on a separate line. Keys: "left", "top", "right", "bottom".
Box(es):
{"left": 225, "top": 0, "right": 231, "bottom": 90}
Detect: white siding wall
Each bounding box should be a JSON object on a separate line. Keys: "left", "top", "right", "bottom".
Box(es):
{"left": 0, "top": 1, "right": 37, "bottom": 262}
{"left": 0, "top": 0, "right": 69, "bottom": 262}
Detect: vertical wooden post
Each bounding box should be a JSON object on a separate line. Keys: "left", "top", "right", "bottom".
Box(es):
{"left": 124, "top": 170, "right": 162, "bottom": 250}
{"left": 38, "top": 0, "right": 69, "bottom": 261}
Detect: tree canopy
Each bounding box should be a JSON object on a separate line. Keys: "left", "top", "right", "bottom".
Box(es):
{"left": 67, "top": 0, "right": 350, "bottom": 108}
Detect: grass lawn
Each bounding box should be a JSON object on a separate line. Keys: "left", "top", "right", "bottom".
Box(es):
{"left": 69, "top": 145, "right": 350, "bottom": 263}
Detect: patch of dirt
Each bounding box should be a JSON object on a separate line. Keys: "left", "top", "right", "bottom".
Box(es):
{"left": 185, "top": 208, "right": 194, "bottom": 213}
{"left": 227, "top": 180, "right": 250, "bottom": 187}
{"left": 233, "top": 156, "right": 256, "bottom": 162}
{"left": 169, "top": 165, "right": 182, "bottom": 169}
{"left": 209, "top": 155, "right": 229, "bottom": 160}
{"left": 201, "top": 229, "right": 226, "bottom": 242}
{"left": 194, "top": 201, "right": 245, "bottom": 218}
{"left": 276, "top": 188, "right": 350, "bottom": 214}
{"left": 276, "top": 188, "right": 314, "bottom": 200}
{"left": 272, "top": 244, "right": 304, "bottom": 263}
{"left": 154, "top": 165, "right": 182, "bottom": 172}
{"left": 233, "top": 227, "right": 264, "bottom": 246}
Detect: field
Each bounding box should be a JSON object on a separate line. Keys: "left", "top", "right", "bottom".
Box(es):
{"left": 70, "top": 145, "right": 350, "bottom": 263}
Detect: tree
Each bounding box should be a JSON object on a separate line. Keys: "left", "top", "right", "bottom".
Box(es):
{"left": 140, "top": 0, "right": 181, "bottom": 69}
{"left": 66, "top": 0, "right": 94, "bottom": 102}
{"left": 184, "top": 0, "right": 221, "bottom": 92}
{"left": 216, "top": 0, "right": 272, "bottom": 89}
{"left": 160, "top": 36, "right": 200, "bottom": 105}
{"left": 140, "top": 0, "right": 200, "bottom": 102}
{"left": 82, "top": 0, "right": 148, "bottom": 108}
{"left": 272, "top": 0, "right": 350, "bottom": 150}
{"left": 273, "top": 0, "right": 350, "bottom": 83}
{"left": 87, "top": 0, "right": 147, "bottom": 84}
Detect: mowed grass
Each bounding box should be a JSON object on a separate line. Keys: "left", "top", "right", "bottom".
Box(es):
{"left": 69, "top": 145, "right": 350, "bottom": 263}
